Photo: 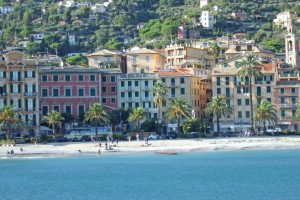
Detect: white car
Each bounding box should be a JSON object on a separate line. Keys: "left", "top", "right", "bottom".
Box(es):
{"left": 147, "top": 133, "right": 159, "bottom": 140}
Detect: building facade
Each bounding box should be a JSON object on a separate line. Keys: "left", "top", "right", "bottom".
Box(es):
{"left": 200, "top": 11, "right": 215, "bottom": 29}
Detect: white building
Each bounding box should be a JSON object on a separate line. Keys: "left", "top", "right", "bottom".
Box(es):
{"left": 68, "top": 34, "right": 76, "bottom": 46}
{"left": 0, "top": 5, "right": 13, "bottom": 14}
{"left": 273, "top": 11, "right": 297, "bottom": 28}
{"left": 29, "top": 33, "right": 44, "bottom": 40}
{"left": 200, "top": 11, "right": 215, "bottom": 29}
{"left": 200, "top": 0, "right": 208, "bottom": 8}
{"left": 65, "top": 0, "right": 75, "bottom": 8}
{"left": 91, "top": 4, "right": 106, "bottom": 13}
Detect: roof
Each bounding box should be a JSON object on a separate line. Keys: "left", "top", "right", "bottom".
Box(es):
{"left": 261, "top": 63, "right": 273, "bottom": 71}
{"left": 158, "top": 69, "right": 191, "bottom": 76}
{"left": 87, "top": 49, "right": 120, "bottom": 56}
{"left": 126, "top": 48, "right": 159, "bottom": 55}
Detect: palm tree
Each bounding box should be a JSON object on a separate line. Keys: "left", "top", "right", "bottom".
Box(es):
{"left": 151, "top": 81, "right": 168, "bottom": 121}
{"left": 43, "top": 110, "right": 64, "bottom": 138}
{"left": 208, "top": 42, "right": 220, "bottom": 64}
{"left": 165, "top": 98, "right": 192, "bottom": 135}
{"left": 205, "top": 95, "right": 232, "bottom": 134}
{"left": 0, "top": 105, "right": 26, "bottom": 140}
{"left": 237, "top": 53, "right": 262, "bottom": 132}
{"left": 199, "top": 120, "right": 210, "bottom": 134}
{"left": 84, "top": 103, "right": 110, "bottom": 140}
{"left": 254, "top": 100, "right": 278, "bottom": 134}
{"left": 128, "top": 107, "right": 148, "bottom": 135}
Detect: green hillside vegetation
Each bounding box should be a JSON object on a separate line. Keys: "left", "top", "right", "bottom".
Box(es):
{"left": 0, "top": 0, "right": 299, "bottom": 56}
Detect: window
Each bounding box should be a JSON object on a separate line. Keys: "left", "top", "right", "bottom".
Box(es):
{"left": 121, "top": 92, "right": 125, "bottom": 98}
{"left": 102, "top": 76, "right": 106, "bottom": 82}
{"left": 180, "top": 88, "right": 185, "bottom": 95}
{"left": 78, "top": 75, "right": 84, "bottom": 81}
{"left": 216, "top": 77, "right": 221, "bottom": 86}
{"left": 267, "top": 86, "right": 271, "bottom": 93}
{"left": 42, "top": 106, "right": 48, "bottom": 116}
{"left": 26, "top": 71, "right": 34, "bottom": 78}
{"left": 146, "top": 56, "right": 149, "bottom": 62}
{"left": 135, "top": 81, "right": 139, "bottom": 86}
{"left": 238, "top": 111, "right": 242, "bottom": 118}
{"left": 225, "top": 77, "right": 230, "bottom": 85}
{"left": 281, "top": 97, "right": 285, "bottom": 104}
{"left": 53, "top": 106, "right": 60, "bottom": 112}
{"left": 161, "top": 78, "right": 165, "bottom": 83}
{"left": 121, "top": 81, "right": 124, "bottom": 87}
{"left": 128, "top": 81, "right": 132, "bottom": 87}
{"left": 180, "top": 78, "right": 185, "bottom": 84}
{"left": 267, "top": 98, "right": 272, "bottom": 102}
{"left": 42, "top": 75, "right": 47, "bottom": 81}
{"left": 93, "top": 58, "right": 98, "bottom": 64}
{"left": 78, "top": 105, "right": 84, "bottom": 115}
{"left": 237, "top": 99, "right": 242, "bottom": 106}
{"left": 111, "top": 87, "right": 116, "bottom": 93}
{"left": 145, "top": 80, "right": 149, "bottom": 86}
{"left": 53, "top": 89, "right": 59, "bottom": 97}
{"left": 65, "top": 75, "right": 71, "bottom": 82}
{"left": 257, "top": 86, "right": 261, "bottom": 96}
{"left": 102, "top": 98, "right": 106, "bottom": 103}
{"left": 217, "top": 88, "right": 221, "bottom": 95}
{"left": 226, "top": 88, "right": 230, "bottom": 97}
{"left": 245, "top": 99, "right": 250, "bottom": 105}
{"left": 135, "top": 91, "right": 139, "bottom": 97}
{"left": 292, "top": 88, "right": 296, "bottom": 94}
{"left": 237, "top": 87, "right": 241, "bottom": 94}
{"left": 111, "top": 98, "right": 116, "bottom": 104}
{"left": 78, "top": 88, "right": 84, "bottom": 96}
{"left": 292, "top": 97, "right": 297, "bottom": 105}
{"left": 65, "top": 88, "right": 71, "bottom": 97}
{"left": 0, "top": 71, "right": 6, "bottom": 78}
{"left": 246, "top": 111, "right": 250, "bottom": 118}
{"left": 281, "top": 110, "right": 285, "bottom": 119}
{"left": 280, "top": 88, "right": 284, "bottom": 94}
{"left": 110, "top": 76, "right": 115, "bottom": 82}
{"left": 292, "top": 110, "right": 296, "bottom": 119}
{"left": 90, "top": 75, "right": 96, "bottom": 81}
{"left": 145, "top": 91, "right": 149, "bottom": 98}
{"left": 90, "top": 88, "right": 96, "bottom": 96}
{"left": 132, "top": 55, "right": 137, "bottom": 64}
{"left": 53, "top": 75, "right": 58, "bottom": 82}
{"left": 121, "top": 103, "right": 125, "bottom": 108}
{"left": 65, "top": 106, "right": 72, "bottom": 114}
{"left": 102, "top": 87, "right": 106, "bottom": 93}
{"left": 42, "top": 89, "right": 48, "bottom": 97}
{"left": 171, "top": 88, "right": 175, "bottom": 97}
{"left": 12, "top": 84, "right": 19, "bottom": 93}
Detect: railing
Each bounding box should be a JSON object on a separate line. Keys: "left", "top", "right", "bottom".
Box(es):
{"left": 280, "top": 104, "right": 297, "bottom": 108}
{"left": 120, "top": 73, "right": 159, "bottom": 79}
{"left": 24, "top": 92, "right": 37, "bottom": 96}
{"left": 0, "top": 93, "right": 7, "bottom": 97}
{"left": 169, "top": 94, "right": 176, "bottom": 98}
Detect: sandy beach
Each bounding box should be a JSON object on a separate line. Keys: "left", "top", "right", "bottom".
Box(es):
{"left": 1, "top": 136, "right": 300, "bottom": 158}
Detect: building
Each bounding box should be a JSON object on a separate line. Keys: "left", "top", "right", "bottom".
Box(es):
{"left": 200, "top": 0, "right": 208, "bottom": 8}
{"left": 91, "top": 4, "right": 106, "bottom": 13}
{"left": 285, "top": 18, "right": 300, "bottom": 68}
{"left": 126, "top": 48, "right": 165, "bottom": 73}
{"left": 211, "top": 56, "right": 277, "bottom": 132}
{"left": 0, "top": 51, "right": 40, "bottom": 135}
{"left": 200, "top": 11, "right": 215, "bottom": 29}
{"left": 165, "top": 44, "right": 215, "bottom": 68}
{"left": 118, "top": 73, "right": 159, "bottom": 118}
{"left": 273, "top": 11, "right": 297, "bottom": 28}
{"left": 39, "top": 65, "right": 101, "bottom": 119}
{"left": 177, "top": 25, "right": 188, "bottom": 39}
{"left": 0, "top": 5, "right": 13, "bottom": 14}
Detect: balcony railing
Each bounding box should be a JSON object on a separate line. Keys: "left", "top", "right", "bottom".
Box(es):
{"left": 0, "top": 93, "right": 7, "bottom": 97}
{"left": 120, "top": 73, "right": 159, "bottom": 79}
{"left": 280, "top": 104, "right": 297, "bottom": 108}
{"left": 24, "top": 92, "right": 37, "bottom": 96}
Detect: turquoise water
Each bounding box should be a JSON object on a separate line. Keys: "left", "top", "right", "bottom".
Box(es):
{"left": 1, "top": 150, "right": 300, "bottom": 200}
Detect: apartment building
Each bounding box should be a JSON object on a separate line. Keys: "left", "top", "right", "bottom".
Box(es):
{"left": 158, "top": 69, "right": 207, "bottom": 120}
{"left": 118, "top": 73, "right": 159, "bottom": 118}
{"left": 273, "top": 11, "right": 297, "bottom": 28}
{"left": 200, "top": 11, "right": 215, "bottom": 29}
{"left": 40, "top": 66, "right": 101, "bottom": 118}
{"left": 165, "top": 44, "right": 215, "bottom": 68}
{"left": 126, "top": 48, "right": 165, "bottom": 73}
{"left": 211, "top": 57, "right": 277, "bottom": 132}
{"left": 0, "top": 51, "right": 40, "bottom": 135}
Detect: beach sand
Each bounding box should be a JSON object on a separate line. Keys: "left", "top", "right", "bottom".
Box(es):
{"left": 1, "top": 136, "right": 300, "bottom": 158}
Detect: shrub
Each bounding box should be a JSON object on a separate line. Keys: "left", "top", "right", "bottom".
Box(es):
{"left": 213, "top": 132, "right": 220, "bottom": 137}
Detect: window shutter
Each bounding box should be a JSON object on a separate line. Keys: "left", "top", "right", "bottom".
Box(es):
{"left": 25, "top": 84, "right": 28, "bottom": 93}
{"left": 25, "top": 115, "right": 28, "bottom": 123}
{"left": 10, "top": 72, "right": 12, "bottom": 81}
{"left": 18, "top": 84, "right": 21, "bottom": 93}
{"left": 4, "top": 99, "right": 6, "bottom": 105}
{"left": 32, "top": 71, "right": 35, "bottom": 78}
{"left": 3, "top": 84, "right": 6, "bottom": 93}
{"left": 33, "top": 99, "right": 36, "bottom": 109}
{"left": 10, "top": 84, "right": 13, "bottom": 93}
{"left": 3, "top": 72, "right": 6, "bottom": 78}
{"left": 18, "top": 72, "right": 21, "bottom": 81}
{"left": 25, "top": 99, "right": 28, "bottom": 111}
{"left": 33, "top": 84, "right": 36, "bottom": 93}
{"left": 33, "top": 115, "right": 36, "bottom": 126}
{"left": 10, "top": 99, "right": 13, "bottom": 105}
{"left": 25, "top": 71, "right": 28, "bottom": 78}
{"left": 18, "top": 99, "right": 21, "bottom": 109}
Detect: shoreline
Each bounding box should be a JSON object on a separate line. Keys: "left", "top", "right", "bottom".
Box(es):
{"left": 1, "top": 136, "right": 300, "bottom": 159}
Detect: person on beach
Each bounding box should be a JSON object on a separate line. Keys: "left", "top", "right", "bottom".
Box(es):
{"left": 97, "top": 149, "right": 101, "bottom": 155}
{"left": 105, "top": 142, "right": 108, "bottom": 150}
{"left": 11, "top": 149, "right": 14, "bottom": 154}
{"left": 20, "top": 147, "right": 23, "bottom": 152}
{"left": 136, "top": 133, "right": 139, "bottom": 141}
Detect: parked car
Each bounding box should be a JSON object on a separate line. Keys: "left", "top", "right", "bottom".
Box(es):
{"left": 186, "top": 132, "right": 198, "bottom": 138}
{"left": 166, "top": 132, "right": 177, "bottom": 139}
{"left": 56, "top": 137, "right": 69, "bottom": 142}
{"left": 222, "top": 131, "right": 237, "bottom": 137}
{"left": 14, "top": 137, "right": 25, "bottom": 144}
{"left": 81, "top": 135, "right": 92, "bottom": 142}
{"left": 148, "top": 133, "right": 159, "bottom": 140}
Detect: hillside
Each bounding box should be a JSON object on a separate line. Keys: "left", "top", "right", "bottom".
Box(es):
{"left": 0, "top": 0, "right": 299, "bottom": 56}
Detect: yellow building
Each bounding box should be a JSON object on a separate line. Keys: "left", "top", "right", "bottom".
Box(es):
{"left": 0, "top": 51, "right": 40, "bottom": 136}
{"left": 158, "top": 69, "right": 207, "bottom": 120}
{"left": 165, "top": 44, "right": 215, "bottom": 68}
{"left": 211, "top": 55, "right": 277, "bottom": 132}
{"left": 126, "top": 48, "right": 165, "bottom": 73}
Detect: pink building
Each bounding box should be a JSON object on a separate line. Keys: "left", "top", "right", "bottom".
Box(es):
{"left": 40, "top": 66, "right": 101, "bottom": 118}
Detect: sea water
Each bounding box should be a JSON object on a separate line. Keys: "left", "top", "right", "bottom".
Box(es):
{"left": 0, "top": 150, "right": 300, "bottom": 200}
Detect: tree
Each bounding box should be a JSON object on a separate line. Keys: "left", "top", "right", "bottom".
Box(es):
{"left": 63, "top": 8, "right": 72, "bottom": 23}
{"left": 65, "top": 55, "right": 88, "bottom": 66}
{"left": 165, "top": 98, "right": 192, "bottom": 135}
{"left": 183, "top": 118, "right": 200, "bottom": 134}
{"left": 237, "top": 53, "right": 262, "bottom": 132}
{"left": 0, "top": 105, "right": 26, "bottom": 140}
{"left": 205, "top": 95, "right": 232, "bottom": 134}
{"left": 26, "top": 42, "right": 40, "bottom": 55}
{"left": 254, "top": 100, "right": 277, "bottom": 134}
{"left": 128, "top": 107, "right": 148, "bottom": 135}
{"left": 50, "top": 42, "right": 60, "bottom": 55}
{"left": 84, "top": 103, "right": 110, "bottom": 140}
{"left": 208, "top": 42, "right": 220, "bottom": 63}
{"left": 42, "top": 110, "right": 64, "bottom": 138}
{"left": 151, "top": 81, "right": 168, "bottom": 121}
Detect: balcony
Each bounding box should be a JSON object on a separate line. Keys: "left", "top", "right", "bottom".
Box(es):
{"left": 0, "top": 93, "right": 7, "bottom": 98}
{"left": 279, "top": 104, "right": 297, "bottom": 108}
{"left": 143, "top": 97, "right": 150, "bottom": 101}
{"left": 24, "top": 92, "right": 37, "bottom": 97}
{"left": 127, "top": 97, "right": 134, "bottom": 101}
{"left": 127, "top": 86, "right": 133, "bottom": 91}
{"left": 99, "top": 61, "right": 121, "bottom": 69}
{"left": 9, "top": 78, "right": 23, "bottom": 82}
{"left": 169, "top": 94, "right": 176, "bottom": 99}
{"left": 234, "top": 81, "right": 241, "bottom": 85}
{"left": 120, "top": 73, "right": 159, "bottom": 80}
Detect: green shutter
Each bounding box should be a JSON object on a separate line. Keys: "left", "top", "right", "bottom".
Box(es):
{"left": 18, "top": 99, "right": 21, "bottom": 109}
{"left": 10, "top": 72, "right": 12, "bottom": 81}
{"left": 32, "top": 71, "right": 35, "bottom": 78}
{"left": 25, "top": 115, "right": 28, "bottom": 123}
{"left": 25, "top": 84, "right": 28, "bottom": 93}
{"left": 33, "top": 84, "right": 36, "bottom": 93}
{"left": 33, "top": 115, "right": 36, "bottom": 126}
{"left": 18, "top": 84, "right": 21, "bottom": 93}
{"left": 3, "top": 84, "right": 6, "bottom": 93}
{"left": 3, "top": 72, "right": 6, "bottom": 78}
{"left": 10, "top": 84, "right": 13, "bottom": 93}
{"left": 18, "top": 72, "right": 21, "bottom": 81}
{"left": 4, "top": 99, "right": 6, "bottom": 105}
{"left": 10, "top": 99, "right": 13, "bottom": 105}
{"left": 33, "top": 99, "right": 36, "bottom": 109}
{"left": 25, "top": 71, "right": 28, "bottom": 78}
{"left": 25, "top": 99, "right": 28, "bottom": 111}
